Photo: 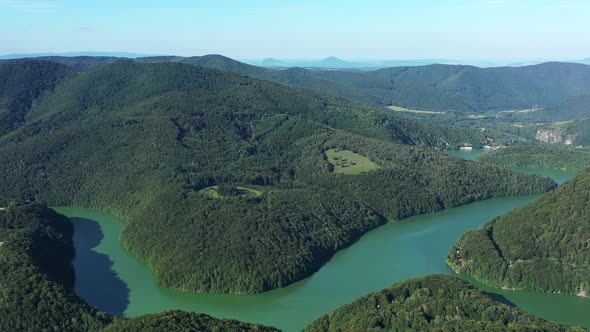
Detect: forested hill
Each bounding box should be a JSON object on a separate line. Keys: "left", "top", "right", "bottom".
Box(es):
{"left": 305, "top": 275, "right": 584, "bottom": 331}
{"left": 104, "top": 311, "right": 278, "bottom": 332}
{"left": 527, "top": 93, "right": 590, "bottom": 122}
{"left": 138, "top": 57, "right": 590, "bottom": 114}
{"left": 18, "top": 54, "right": 590, "bottom": 114}
{"left": 0, "top": 199, "right": 279, "bottom": 331}
{"left": 176, "top": 57, "right": 590, "bottom": 114}
{"left": 0, "top": 60, "right": 555, "bottom": 294}
{"left": 449, "top": 168, "right": 590, "bottom": 295}
{"left": 476, "top": 145, "right": 590, "bottom": 171}
{"left": 0, "top": 59, "right": 74, "bottom": 135}
{"left": 0, "top": 199, "right": 111, "bottom": 331}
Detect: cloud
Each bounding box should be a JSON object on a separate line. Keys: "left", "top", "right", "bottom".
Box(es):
{"left": 0, "top": 0, "right": 60, "bottom": 12}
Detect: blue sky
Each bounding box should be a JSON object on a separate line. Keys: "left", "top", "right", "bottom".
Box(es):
{"left": 0, "top": 0, "right": 588, "bottom": 60}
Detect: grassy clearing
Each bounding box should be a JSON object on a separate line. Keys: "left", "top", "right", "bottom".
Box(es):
{"left": 200, "top": 186, "right": 263, "bottom": 199}
{"left": 496, "top": 107, "right": 542, "bottom": 114}
{"left": 467, "top": 114, "right": 488, "bottom": 119}
{"left": 552, "top": 120, "right": 574, "bottom": 127}
{"left": 387, "top": 105, "right": 445, "bottom": 114}
{"left": 325, "top": 149, "right": 381, "bottom": 175}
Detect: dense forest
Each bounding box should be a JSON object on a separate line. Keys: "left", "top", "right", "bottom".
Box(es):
{"left": 104, "top": 311, "right": 278, "bottom": 332}
{"left": 449, "top": 168, "right": 590, "bottom": 295}
{"left": 305, "top": 275, "right": 583, "bottom": 331}
{"left": 0, "top": 59, "right": 73, "bottom": 135}
{"left": 528, "top": 93, "right": 590, "bottom": 122}
{"left": 0, "top": 59, "right": 557, "bottom": 293}
{"left": 21, "top": 55, "right": 590, "bottom": 150}
{"left": 138, "top": 57, "right": 590, "bottom": 116}
{"left": 18, "top": 54, "right": 590, "bottom": 115}
{"left": 0, "top": 199, "right": 279, "bottom": 331}
{"left": 477, "top": 145, "right": 590, "bottom": 171}
{"left": 0, "top": 199, "right": 111, "bottom": 331}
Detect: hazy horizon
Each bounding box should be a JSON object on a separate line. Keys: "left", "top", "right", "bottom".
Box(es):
{"left": 1, "top": 0, "right": 589, "bottom": 61}
{"left": 0, "top": 51, "right": 586, "bottom": 66}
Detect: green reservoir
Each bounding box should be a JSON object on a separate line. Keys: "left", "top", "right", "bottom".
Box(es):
{"left": 57, "top": 167, "right": 590, "bottom": 332}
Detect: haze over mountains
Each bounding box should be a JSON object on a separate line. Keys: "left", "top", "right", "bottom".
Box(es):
{"left": 3, "top": 52, "right": 590, "bottom": 69}
{"left": 1, "top": 51, "right": 590, "bottom": 331}
{"left": 6, "top": 53, "right": 590, "bottom": 115}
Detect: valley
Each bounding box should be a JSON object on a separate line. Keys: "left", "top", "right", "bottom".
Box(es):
{"left": 59, "top": 167, "right": 590, "bottom": 332}
{"left": 4, "top": 1, "right": 590, "bottom": 331}
{"left": 2, "top": 50, "right": 590, "bottom": 332}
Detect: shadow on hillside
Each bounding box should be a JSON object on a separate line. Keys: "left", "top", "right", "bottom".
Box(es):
{"left": 71, "top": 217, "right": 129, "bottom": 316}
{"left": 484, "top": 290, "right": 518, "bottom": 308}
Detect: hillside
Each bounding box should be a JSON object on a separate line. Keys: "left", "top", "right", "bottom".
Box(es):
{"left": 305, "top": 275, "right": 583, "bottom": 331}
{"left": 449, "top": 168, "right": 590, "bottom": 295}
{"left": 0, "top": 199, "right": 111, "bottom": 331}
{"left": 566, "top": 117, "right": 590, "bottom": 145}
{"left": 178, "top": 57, "right": 590, "bottom": 113}
{"left": 477, "top": 145, "right": 590, "bottom": 171}
{"left": 28, "top": 55, "right": 590, "bottom": 115}
{"left": 175, "top": 57, "right": 590, "bottom": 114}
{"left": 0, "top": 60, "right": 556, "bottom": 293}
{"left": 31, "top": 56, "right": 122, "bottom": 70}
{"left": 531, "top": 93, "right": 590, "bottom": 122}
{"left": 104, "top": 311, "right": 278, "bottom": 332}
{"left": 0, "top": 198, "right": 279, "bottom": 331}
{"left": 0, "top": 59, "right": 74, "bottom": 135}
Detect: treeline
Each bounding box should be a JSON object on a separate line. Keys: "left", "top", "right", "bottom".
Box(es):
{"left": 0, "top": 199, "right": 111, "bottom": 331}
{"left": 0, "top": 199, "right": 279, "bottom": 331}
{"left": 104, "top": 311, "right": 278, "bottom": 332}
{"left": 477, "top": 145, "right": 590, "bottom": 171}
{"left": 30, "top": 54, "right": 590, "bottom": 115}
{"left": 0, "top": 59, "right": 74, "bottom": 135}
{"left": 305, "top": 275, "right": 583, "bottom": 331}
{"left": 449, "top": 168, "right": 590, "bottom": 295}
{"left": 0, "top": 60, "right": 556, "bottom": 293}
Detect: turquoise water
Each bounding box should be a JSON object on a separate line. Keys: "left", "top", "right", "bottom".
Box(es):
{"left": 56, "top": 162, "right": 588, "bottom": 331}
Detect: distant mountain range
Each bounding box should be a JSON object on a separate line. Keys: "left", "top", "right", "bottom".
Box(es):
{"left": 0, "top": 51, "right": 158, "bottom": 59}
{"left": 246, "top": 56, "right": 590, "bottom": 69}
{"left": 247, "top": 56, "right": 468, "bottom": 69}
{"left": 3, "top": 54, "right": 590, "bottom": 115}
{"left": 2, "top": 52, "right": 589, "bottom": 69}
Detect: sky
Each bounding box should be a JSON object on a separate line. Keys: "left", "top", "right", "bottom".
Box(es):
{"left": 0, "top": 0, "right": 589, "bottom": 61}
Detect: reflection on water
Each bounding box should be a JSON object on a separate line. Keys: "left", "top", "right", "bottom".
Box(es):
{"left": 56, "top": 186, "right": 590, "bottom": 331}
{"left": 71, "top": 217, "right": 130, "bottom": 316}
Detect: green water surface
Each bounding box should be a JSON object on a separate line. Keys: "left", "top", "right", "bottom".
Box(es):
{"left": 55, "top": 167, "right": 589, "bottom": 332}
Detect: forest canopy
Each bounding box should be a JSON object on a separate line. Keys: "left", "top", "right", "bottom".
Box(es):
{"left": 305, "top": 274, "right": 584, "bottom": 331}
{"left": 449, "top": 168, "right": 590, "bottom": 295}
{"left": 0, "top": 60, "right": 557, "bottom": 293}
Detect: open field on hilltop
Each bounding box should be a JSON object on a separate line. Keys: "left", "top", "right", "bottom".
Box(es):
{"left": 199, "top": 185, "right": 263, "bottom": 199}
{"left": 387, "top": 105, "right": 446, "bottom": 114}
{"left": 325, "top": 149, "right": 381, "bottom": 175}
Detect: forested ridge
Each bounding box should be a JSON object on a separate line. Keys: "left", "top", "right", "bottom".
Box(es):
{"left": 0, "top": 199, "right": 111, "bottom": 331}
{"left": 477, "top": 145, "right": 590, "bottom": 171}
{"left": 449, "top": 168, "right": 590, "bottom": 295}
{"left": 305, "top": 275, "right": 584, "bottom": 331}
{"left": 20, "top": 54, "right": 590, "bottom": 115}
{"left": 11, "top": 196, "right": 580, "bottom": 331}
{"left": 0, "top": 59, "right": 74, "bottom": 135}
{"left": 105, "top": 311, "right": 278, "bottom": 332}
{"left": 0, "top": 60, "right": 556, "bottom": 293}
{"left": 527, "top": 93, "right": 590, "bottom": 122}
{"left": 0, "top": 199, "right": 279, "bottom": 331}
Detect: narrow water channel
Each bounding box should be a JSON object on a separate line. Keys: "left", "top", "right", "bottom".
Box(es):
{"left": 57, "top": 156, "right": 589, "bottom": 331}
